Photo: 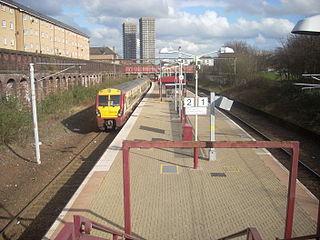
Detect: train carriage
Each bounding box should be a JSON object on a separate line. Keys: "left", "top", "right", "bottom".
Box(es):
{"left": 95, "top": 78, "right": 151, "bottom": 130}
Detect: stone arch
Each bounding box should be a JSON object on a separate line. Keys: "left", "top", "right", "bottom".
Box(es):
{"left": 42, "top": 77, "right": 48, "bottom": 96}
{"left": 81, "top": 75, "right": 85, "bottom": 87}
{"left": 62, "top": 76, "right": 66, "bottom": 90}
{"left": 72, "top": 76, "right": 77, "bottom": 88}
{"left": 6, "top": 78, "right": 16, "bottom": 98}
{"left": 67, "top": 76, "right": 72, "bottom": 90}
{"left": 20, "top": 78, "right": 30, "bottom": 102}
{"left": 0, "top": 80, "right": 2, "bottom": 98}
{"left": 48, "top": 77, "right": 54, "bottom": 95}
{"left": 56, "top": 76, "right": 60, "bottom": 91}
{"left": 85, "top": 75, "right": 89, "bottom": 87}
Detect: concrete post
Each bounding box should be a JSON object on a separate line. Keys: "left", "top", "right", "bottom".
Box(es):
{"left": 30, "top": 63, "right": 41, "bottom": 164}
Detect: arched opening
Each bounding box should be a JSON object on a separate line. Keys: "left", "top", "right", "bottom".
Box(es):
{"left": 48, "top": 77, "right": 54, "bottom": 95}
{"left": 42, "top": 77, "right": 48, "bottom": 96}
{"left": 56, "top": 77, "right": 60, "bottom": 90}
{"left": 67, "top": 76, "right": 72, "bottom": 90}
{"left": 62, "top": 76, "right": 66, "bottom": 90}
{"left": 0, "top": 80, "right": 3, "bottom": 99}
{"left": 6, "top": 78, "right": 16, "bottom": 98}
{"left": 20, "top": 78, "right": 30, "bottom": 102}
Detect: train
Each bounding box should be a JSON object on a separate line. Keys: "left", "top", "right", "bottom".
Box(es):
{"left": 95, "top": 78, "right": 151, "bottom": 130}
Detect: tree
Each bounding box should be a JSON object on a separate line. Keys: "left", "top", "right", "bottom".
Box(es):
{"left": 273, "top": 35, "right": 320, "bottom": 80}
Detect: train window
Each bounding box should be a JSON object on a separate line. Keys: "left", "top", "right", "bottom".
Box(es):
{"left": 98, "top": 95, "right": 108, "bottom": 106}
{"left": 110, "top": 95, "right": 120, "bottom": 106}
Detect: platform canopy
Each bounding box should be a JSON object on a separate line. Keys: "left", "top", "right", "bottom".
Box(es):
{"left": 291, "top": 14, "right": 320, "bottom": 35}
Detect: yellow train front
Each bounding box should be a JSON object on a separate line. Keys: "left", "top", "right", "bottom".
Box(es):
{"left": 95, "top": 78, "right": 150, "bottom": 130}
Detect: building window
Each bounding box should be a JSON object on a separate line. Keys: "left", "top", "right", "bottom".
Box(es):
{"left": 1, "top": 4, "right": 6, "bottom": 11}
{"left": 10, "top": 22, "right": 13, "bottom": 29}
{"left": 2, "top": 20, "right": 6, "bottom": 28}
{"left": 41, "top": 32, "right": 44, "bottom": 38}
{"left": 23, "top": 14, "right": 27, "bottom": 21}
{"left": 3, "top": 38, "right": 7, "bottom": 45}
{"left": 9, "top": 8, "right": 13, "bottom": 14}
{"left": 24, "top": 44, "right": 29, "bottom": 50}
{"left": 10, "top": 39, "right": 14, "bottom": 46}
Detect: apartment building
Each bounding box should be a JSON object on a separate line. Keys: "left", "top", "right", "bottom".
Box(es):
{"left": 122, "top": 22, "right": 137, "bottom": 60}
{"left": 0, "top": 0, "right": 89, "bottom": 60}
{"left": 139, "top": 17, "right": 155, "bottom": 63}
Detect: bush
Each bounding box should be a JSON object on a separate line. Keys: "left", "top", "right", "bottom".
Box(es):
{"left": 0, "top": 96, "right": 32, "bottom": 145}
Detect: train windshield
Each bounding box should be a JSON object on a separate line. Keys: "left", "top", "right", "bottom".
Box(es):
{"left": 98, "top": 95, "right": 120, "bottom": 106}
{"left": 110, "top": 95, "right": 120, "bottom": 106}
{"left": 98, "top": 96, "right": 108, "bottom": 106}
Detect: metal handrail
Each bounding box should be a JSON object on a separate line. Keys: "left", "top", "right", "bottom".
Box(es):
{"left": 276, "top": 234, "right": 320, "bottom": 240}
{"left": 54, "top": 215, "right": 137, "bottom": 240}
{"left": 217, "top": 227, "right": 263, "bottom": 240}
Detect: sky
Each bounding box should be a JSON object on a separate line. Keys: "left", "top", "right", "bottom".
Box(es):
{"left": 14, "top": 0, "right": 320, "bottom": 57}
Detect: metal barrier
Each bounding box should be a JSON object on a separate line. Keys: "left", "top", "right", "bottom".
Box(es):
{"left": 122, "top": 140, "right": 303, "bottom": 240}
{"left": 54, "top": 215, "right": 137, "bottom": 240}
{"left": 217, "top": 227, "right": 263, "bottom": 240}
{"left": 276, "top": 234, "right": 320, "bottom": 240}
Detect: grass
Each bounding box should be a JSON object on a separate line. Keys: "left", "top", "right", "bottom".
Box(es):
{"left": 0, "top": 75, "right": 133, "bottom": 146}
{"left": 260, "top": 71, "right": 279, "bottom": 81}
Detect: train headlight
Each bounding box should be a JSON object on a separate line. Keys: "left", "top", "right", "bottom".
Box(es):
{"left": 118, "top": 109, "right": 123, "bottom": 117}
{"left": 96, "top": 109, "right": 101, "bottom": 117}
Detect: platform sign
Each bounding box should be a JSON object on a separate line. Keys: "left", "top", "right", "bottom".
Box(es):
{"left": 184, "top": 98, "right": 194, "bottom": 107}
{"left": 185, "top": 106, "right": 207, "bottom": 115}
{"left": 215, "top": 96, "right": 234, "bottom": 111}
{"left": 198, "top": 97, "right": 208, "bottom": 107}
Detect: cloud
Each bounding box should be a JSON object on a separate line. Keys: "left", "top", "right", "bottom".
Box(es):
{"left": 82, "top": 0, "right": 170, "bottom": 18}
{"left": 223, "top": 0, "right": 320, "bottom": 17}
{"left": 157, "top": 10, "right": 294, "bottom": 52}
{"left": 90, "top": 28, "right": 122, "bottom": 50}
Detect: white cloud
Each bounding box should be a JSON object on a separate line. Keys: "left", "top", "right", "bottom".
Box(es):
{"left": 157, "top": 10, "right": 294, "bottom": 54}
{"left": 90, "top": 28, "right": 121, "bottom": 49}
{"left": 223, "top": 0, "right": 320, "bottom": 17}
{"left": 83, "top": 0, "right": 170, "bottom": 18}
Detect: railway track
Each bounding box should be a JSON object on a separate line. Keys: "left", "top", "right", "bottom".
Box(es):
{"left": 194, "top": 87, "right": 320, "bottom": 198}
{"left": 0, "top": 130, "right": 118, "bottom": 240}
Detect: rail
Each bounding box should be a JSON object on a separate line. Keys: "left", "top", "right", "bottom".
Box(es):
{"left": 217, "top": 227, "right": 263, "bottom": 240}
{"left": 276, "top": 234, "right": 320, "bottom": 240}
{"left": 122, "top": 140, "right": 305, "bottom": 240}
{"left": 54, "top": 215, "right": 137, "bottom": 240}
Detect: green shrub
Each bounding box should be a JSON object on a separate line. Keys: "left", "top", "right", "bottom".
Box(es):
{"left": 0, "top": 96, "right": 32, "bottom": 145}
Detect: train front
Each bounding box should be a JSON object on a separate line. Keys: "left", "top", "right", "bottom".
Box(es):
{"left": 95, "top": 88, "right": 123, "bottom": 130}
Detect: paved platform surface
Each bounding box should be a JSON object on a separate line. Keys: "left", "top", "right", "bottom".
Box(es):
{"left": 45, "top": 83, "right": 318, "bottom": 240}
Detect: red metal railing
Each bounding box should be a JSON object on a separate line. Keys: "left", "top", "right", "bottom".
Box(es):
{"left": 122, "top": 140, "right": 305, "bottom": 240}
{"left": 54, "top": 215, "right": 137, "bottom": 240}
{"left": 276, "top": 234, "right": 320, "bottom": 240}
{"left": 217, "top": 227, "right": 263, "bottom": 240}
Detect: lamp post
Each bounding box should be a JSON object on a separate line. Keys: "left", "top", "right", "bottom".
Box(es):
{"left": 160, "top": 46, "right": 234, "bottom": 141}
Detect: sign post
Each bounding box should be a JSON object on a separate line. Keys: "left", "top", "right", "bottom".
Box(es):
{"left": 209, "top": 92, "right": 216, "bottom": 160}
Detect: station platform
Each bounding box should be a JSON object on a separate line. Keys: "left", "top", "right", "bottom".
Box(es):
{"left": 44, "top": 83, "right": 318, "bottom": 240}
